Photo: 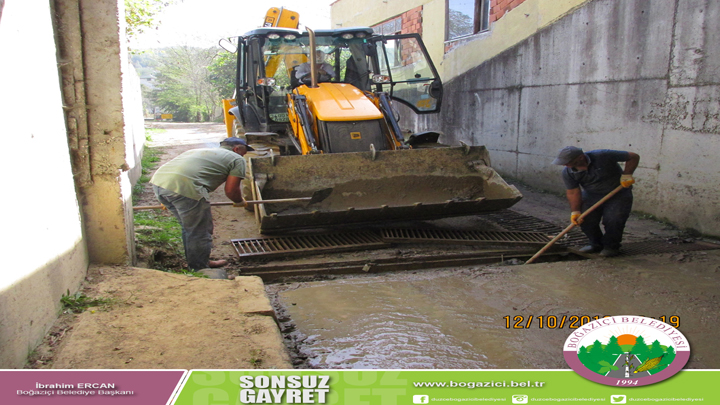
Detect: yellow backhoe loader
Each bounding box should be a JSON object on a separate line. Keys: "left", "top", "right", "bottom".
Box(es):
{"left": 220, "top": 8, "right": 522, "bottom": 233}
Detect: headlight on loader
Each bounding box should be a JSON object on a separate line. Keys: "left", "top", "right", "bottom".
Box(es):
{"left": 257, "top": 77, "right": 276, "bottom": 86}
{"left": 372, "top": 74, "right": 391, "bottom": 84}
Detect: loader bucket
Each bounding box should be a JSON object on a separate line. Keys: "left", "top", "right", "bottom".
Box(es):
{"left": 248, "top": 146, "right": 522, "bottom": 233}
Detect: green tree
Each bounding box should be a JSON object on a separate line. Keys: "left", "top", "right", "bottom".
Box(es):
{"left": 649, "top": 340, "right": 664, "bottom": 359}
{"left": 578, "top": 346, "right": 590, "bottom": 368}
{"left": 631, "top": 335, "right": 651, "bottom": 362}
{"left": 152, "top": 46, "right": 221, "bottom": 122}
{"left": 660, "top": 346, "right": 676, "bottom": 367}
{"left": 125, "top": 0, "right": 176, "bottom": 41}
{"left": 586, "top": 340, "right": 605, "bottom": 373}
{"left": 589, "top": 340, "right": 604, "bottom": 356}
{"left": 208, "top": 51, "right": 237, "bottom": 100}
{"left": 604, "top": 336, "right": 623, "bottom": 355}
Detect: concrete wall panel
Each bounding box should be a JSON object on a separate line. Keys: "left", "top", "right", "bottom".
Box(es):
{"left": 516, "top": 151, "right": 561, "bottom": 190}
{"left": 520, "top": 0, "right": 674, "bottom": 86}
{"left": 517, "top": 81, "right": 666, "bottom": 166}
{"left": 465, "top": 46, "right": 525, "bottom": 90}
{"left": 76, "top": 0, "right": 134, "bottom": 264}
{"left": 671, "top": 0, "right": 720, "bottom": 86}
{"left": 487, "top": 150, "right": 521, "bottom": 179}
{"left": 643, "top": 86, "right": 720, "bottom": 134}
{"left": 441, "top": 88, "right": 521, "bottom": 151}
{"left": 655, "top": 130, "right": 720, "bottom": 234}
{"left": 473, "top": 89, "right": 521, "bottom": 152}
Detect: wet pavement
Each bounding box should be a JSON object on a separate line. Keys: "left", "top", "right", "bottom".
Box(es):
{"left": 271, "top": 250, "right": 720, "bottom": 370}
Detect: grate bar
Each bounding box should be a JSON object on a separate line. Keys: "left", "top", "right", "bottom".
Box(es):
{"left": 380, "top": 228, "right": 552, "bottom": 245}
{"left": 232, "top": 231, "right": 389, "bottom": 259}
{"left": 480, "top": 210, "right": 588, "bottom": 246}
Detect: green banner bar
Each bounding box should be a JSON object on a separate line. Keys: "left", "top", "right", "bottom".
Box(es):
{"left": 172, "top": 370, "right": 717, "bottom": 404}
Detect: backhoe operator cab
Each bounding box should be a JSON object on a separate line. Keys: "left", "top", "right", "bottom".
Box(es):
{"left": 231, "top": 27, "right": 443, "bottom": 154}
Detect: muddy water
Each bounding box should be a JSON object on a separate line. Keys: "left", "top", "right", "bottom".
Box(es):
{"left": 276, "top": 268, "right": 567, "bottom": 369}
{"left": 274, "top": 252, "right": 720, "bottom": 369}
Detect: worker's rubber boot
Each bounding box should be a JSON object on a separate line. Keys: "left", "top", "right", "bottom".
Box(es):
{"left": 578, "top": 245, "right": 603, "bottom": 254}
{"left": 599, "top": 248, "right": 621, "bottom": 257}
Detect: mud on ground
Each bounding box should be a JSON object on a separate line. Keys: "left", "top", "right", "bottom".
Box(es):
{"left": 29, "top": 265, "right": 290, "bottom": 369}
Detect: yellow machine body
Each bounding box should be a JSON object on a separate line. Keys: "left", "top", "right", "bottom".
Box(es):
{"left": 227, "top": 9, "right": 522, "bottom": 232}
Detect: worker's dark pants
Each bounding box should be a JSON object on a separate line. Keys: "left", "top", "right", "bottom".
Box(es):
{"left": 580, "top": 188, "right": 633, "bottom": 250}
{"left": 153, "top": 185, "right": 213, "bottom": 270}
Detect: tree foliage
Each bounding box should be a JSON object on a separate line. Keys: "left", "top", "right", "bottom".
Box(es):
{"left": 151, "top": 46, "right": 222, "bottom": 121}
{"left": 631, "top": 335, "right": 651, "bottom": 360}
{"left": 448, "top": 9, "right": 474, "bottom": 40}
{"left": 208, "top": 51, "right": 237, "bottom": 100}
{"left": 125, "top": 0, "right": 175, "bottom": 41}
{"left": 604, "top": 335, "right": 623, "bottom": 355}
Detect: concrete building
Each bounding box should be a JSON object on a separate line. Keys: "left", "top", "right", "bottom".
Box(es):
{"left": 332, "top": 0, "right": 720, "bottom": 237}
{"left": 0, "top": 0, "right": 144, "bottom": 368}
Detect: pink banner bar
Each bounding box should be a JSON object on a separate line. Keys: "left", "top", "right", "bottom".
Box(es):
{"left": 0, "top": 370, "right": 187, "bottom": 405}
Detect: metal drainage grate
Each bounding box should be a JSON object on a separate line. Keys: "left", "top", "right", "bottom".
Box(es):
{"left": 231, "top": 231, "right": 388, "bottom": 259}
{"left": 381, "top": 228, "right": 552, "bottom": 245}
{"left": 480, "top": 210, "right": 588, "bottom": 246}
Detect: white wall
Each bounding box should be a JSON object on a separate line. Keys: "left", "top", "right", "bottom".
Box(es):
{"left": 0, "top": 0, "right": 146, "bottom": 368}
{"left": 0, "top": 0, "right": 89, "bottom": 367}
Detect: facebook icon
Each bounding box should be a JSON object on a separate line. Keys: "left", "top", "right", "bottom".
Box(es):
{"left": 413, "top": 395, "right": 429, "bottom": 404}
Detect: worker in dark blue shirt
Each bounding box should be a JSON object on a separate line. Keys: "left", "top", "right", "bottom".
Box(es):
{"left": 552, "top": 146, "right": 640, "bottom": 257}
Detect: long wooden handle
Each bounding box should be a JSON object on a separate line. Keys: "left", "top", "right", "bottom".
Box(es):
{"left": 525, "top": 185, "right": 625, "bottom": 264}
{"left": 217, "top": 197, "right": 312, "bottom": 206}
{"left": 133, "top": 197, "right": 312, "bottom": 211}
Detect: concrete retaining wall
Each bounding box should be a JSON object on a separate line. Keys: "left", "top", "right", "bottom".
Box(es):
{"left": 407, "top": 0, "right": 720, "bottom": 236}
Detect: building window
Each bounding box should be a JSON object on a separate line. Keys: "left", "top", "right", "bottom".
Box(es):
{"left": 375, "top": 17, "right": 403, "bottom": 35}
{"left": 447, "top": 0, "right": 490, "bottom": 41}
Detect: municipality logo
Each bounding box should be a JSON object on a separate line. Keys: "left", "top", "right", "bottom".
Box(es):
{"left": 563, "top": 315, "right": 689, "bottom": 387}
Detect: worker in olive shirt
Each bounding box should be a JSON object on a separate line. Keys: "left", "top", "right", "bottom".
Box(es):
{"left": 552, "top": 146, "right": 640, "bottom": 257}
{"left": 150, "top": 137, "right": 253, "bottom": 270}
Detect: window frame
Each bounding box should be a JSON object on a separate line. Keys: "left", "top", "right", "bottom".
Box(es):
{"left": 446, "top": 0, "right": 491, "bottom": 42}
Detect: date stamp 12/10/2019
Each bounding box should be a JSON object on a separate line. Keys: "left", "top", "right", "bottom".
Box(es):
{"left": 503, "top": 315, "right": 681, "bottom": 329}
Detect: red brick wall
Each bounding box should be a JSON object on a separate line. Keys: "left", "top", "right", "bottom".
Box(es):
{"left": 372, "top": 5, "right": 423, "bottom": 35}
{"left": 401, "top": 6, "right": 423, "bottom": 35}
{"left": 371, "top": 6, "right": 424, "bottom": 67}
{"left": 490, "top": 0, "right": 528, "bottom": 23}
